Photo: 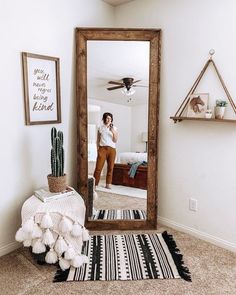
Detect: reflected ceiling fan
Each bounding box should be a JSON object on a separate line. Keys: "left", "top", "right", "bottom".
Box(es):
{"left": 107, "top": 77, "right": 147, "bottom": 95}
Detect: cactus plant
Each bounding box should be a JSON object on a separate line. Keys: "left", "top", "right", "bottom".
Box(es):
{"left": 50, "top": 127, "right": 64, "bottom": 177}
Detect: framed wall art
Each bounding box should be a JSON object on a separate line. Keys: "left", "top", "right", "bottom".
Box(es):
{"left": 22, "top": 52, "right": 61, "bottom": 125}
{"left": 186, "top": 93, "right": 209, "bottom": 118}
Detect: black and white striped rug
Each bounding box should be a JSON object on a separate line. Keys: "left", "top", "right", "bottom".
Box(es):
{"left": 92, "top": 209, "right": 146, "bottom": 220}
{"left": 54, "top": 231, "right": 191, "bottom": 282}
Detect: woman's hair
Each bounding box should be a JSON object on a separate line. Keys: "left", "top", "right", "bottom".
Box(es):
{"left": 102, "top": 112, "right": 113, "bottom": 123}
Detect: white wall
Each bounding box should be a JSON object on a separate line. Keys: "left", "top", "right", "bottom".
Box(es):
{"left": 0, "top": 0, "right": 114, "bottom": 256}
{"left": 115, "top": 0, "right": 236, "bottom": 251}
{"left": 131, "top": 104, "right": 148, "bottom": 152}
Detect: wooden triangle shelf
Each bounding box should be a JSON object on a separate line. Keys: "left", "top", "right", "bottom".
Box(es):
{"left": 170, "top": 116, "right": 236, "bottom": 123}
{"left": 170, "top": 50, "right": 236, "bottom": 123}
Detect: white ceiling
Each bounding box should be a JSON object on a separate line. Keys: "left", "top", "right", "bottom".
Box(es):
{"left": 87, "top": 40, "right": 150, "bottom": 106}
{"left": 102, "top": 0, "right": 134, "bottom": 6}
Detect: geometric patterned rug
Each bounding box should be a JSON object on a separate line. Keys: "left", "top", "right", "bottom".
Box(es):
{"left": 92, "top": 209, "right": 146, "bottom": 220}
{"left": 54, "top": 231, "right": 191, "bottom": 282}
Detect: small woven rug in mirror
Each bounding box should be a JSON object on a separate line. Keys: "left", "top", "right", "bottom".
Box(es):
{"left": 92, "top": 209, "right": 146, "bottom": 220}
{"left": 54, "top": 231, "right": 191, "bottom": 282}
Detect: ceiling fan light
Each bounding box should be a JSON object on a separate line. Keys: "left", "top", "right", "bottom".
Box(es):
{"left": 121, "top": 87, "right": 135, "bottom": 96}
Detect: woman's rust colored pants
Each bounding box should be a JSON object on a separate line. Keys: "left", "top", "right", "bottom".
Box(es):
{"left": 93, "top": 146, "right": 116, "bottom": 186}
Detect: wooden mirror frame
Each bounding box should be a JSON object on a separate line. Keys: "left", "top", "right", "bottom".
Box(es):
{"left": 76, "top": 27, "right": 161, "bottom": 230}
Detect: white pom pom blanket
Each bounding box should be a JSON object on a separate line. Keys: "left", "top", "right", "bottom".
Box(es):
{"left": 16, "top": 191, "right": 89, "bottom": 270}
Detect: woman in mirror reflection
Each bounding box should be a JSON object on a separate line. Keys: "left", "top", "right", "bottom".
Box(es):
{"left": 93, "top": 112, "right": 118, "bottom": 189}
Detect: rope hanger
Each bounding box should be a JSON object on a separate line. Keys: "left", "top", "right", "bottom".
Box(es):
{"left": 173, "top": 49, "right": 236, "bottom": 120}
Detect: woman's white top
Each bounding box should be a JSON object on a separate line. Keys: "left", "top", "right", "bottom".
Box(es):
{"left": 98, "top": 124, "right": 117, "bottom": 149}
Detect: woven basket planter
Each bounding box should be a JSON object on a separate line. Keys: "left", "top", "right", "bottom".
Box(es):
{"left": 47, "top": 174, "right": 67, "bottom": 193}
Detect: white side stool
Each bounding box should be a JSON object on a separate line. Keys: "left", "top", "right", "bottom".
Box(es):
{"left": 15, "top": 189, "right": 90, "bottom": 270}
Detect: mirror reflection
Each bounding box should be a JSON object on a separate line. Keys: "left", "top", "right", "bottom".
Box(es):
{"left": 87, "top": 41, "right": 149, "bottom": 220}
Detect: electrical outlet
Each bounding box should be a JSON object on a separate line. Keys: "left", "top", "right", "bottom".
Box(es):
{"left": 189, "top": 198, "right": 198, "bottom": 212}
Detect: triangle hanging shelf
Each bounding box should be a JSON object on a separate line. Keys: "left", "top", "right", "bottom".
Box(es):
{"left": 170, "top": 49, "right": 236, "bottom": 123}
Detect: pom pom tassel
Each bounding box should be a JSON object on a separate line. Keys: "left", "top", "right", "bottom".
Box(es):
{"left": 23, "top": 239, "right": 32, "bottom": 247}
{"left": 54, "top": 236, "right": 68, "bottom": 255}
{"left": 31, "top": 224, "right": 43, "bottom": 239}
{"left": 42, "top": 229, "right": 55, "bottom": 245}
{"left": 81, "top": 254, "right": 89, "bottom": 264}
{"left": 59, "top": 257, "right": 71, "bottom": 270}
{"left": 64, "top": 246, "right": 76, "bottom": 260}
{"left": 32, "top": 239, "right": 46, "bottom": 254}
{"left": 82, "top": 227, "right": 90, "bottom": 241}
{"left": 22, "top": 217, "right": 35, "bottom": 233}
{"left": 15, "top": 228, "right": 28, "bottom": 242}
{"left": 45, "top": 248, "right": 58, "bottom": 264}
{"left": 71, "top": 255, "right": 83, "bottom": 268}
{"left": 40, "top": 212, "right": 53, "bottom": 228}
{"left": 71, "top": 222, "right": 82, "bottom": 237}
{"left": 58, "top": 216, "right": 73, "bottom": 233}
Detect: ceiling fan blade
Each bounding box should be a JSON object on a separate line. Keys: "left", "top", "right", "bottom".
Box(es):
{"left": 133, "top": 84, "right": 148, "bottom": 88}
{"left": 108, "top": 81, "right": 124, "bottom": 85}
{"left": 107, "top": 85, "right": 124, "bottom": 91}
{"left": 132, "top": 79, "right": 142, "bottom": 84}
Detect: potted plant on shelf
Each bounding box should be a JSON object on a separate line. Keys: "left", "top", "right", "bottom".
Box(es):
{"left": 215, "top": 100, "right": 227, "bottom": 119}
{"left": 47, "top": 127, "right": 67, "bottom": 193}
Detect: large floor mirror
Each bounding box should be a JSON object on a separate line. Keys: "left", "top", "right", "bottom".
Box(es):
{"left": 76, "top": 28, "right": 161, "bottom": 230}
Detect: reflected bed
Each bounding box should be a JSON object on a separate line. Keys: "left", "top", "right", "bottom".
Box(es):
{"left": 117, "top": 152, "right": 147, "bottom": 164}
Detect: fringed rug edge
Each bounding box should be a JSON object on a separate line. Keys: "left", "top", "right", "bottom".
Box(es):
{"left": 161, "top": 231, "right": 192, "bottom": 282}
{"left": 53, "top": 267, "right": 70, "bottom": 283}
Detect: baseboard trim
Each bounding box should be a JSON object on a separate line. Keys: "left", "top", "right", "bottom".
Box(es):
{"left": 158, "top": 216, "right": 236, "bottom": 253}
{"left": 1, "top": 219, "right": 235, "bottom": 255}
{"left": 0, "top": 241, "right": 21, "bottom": 257}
